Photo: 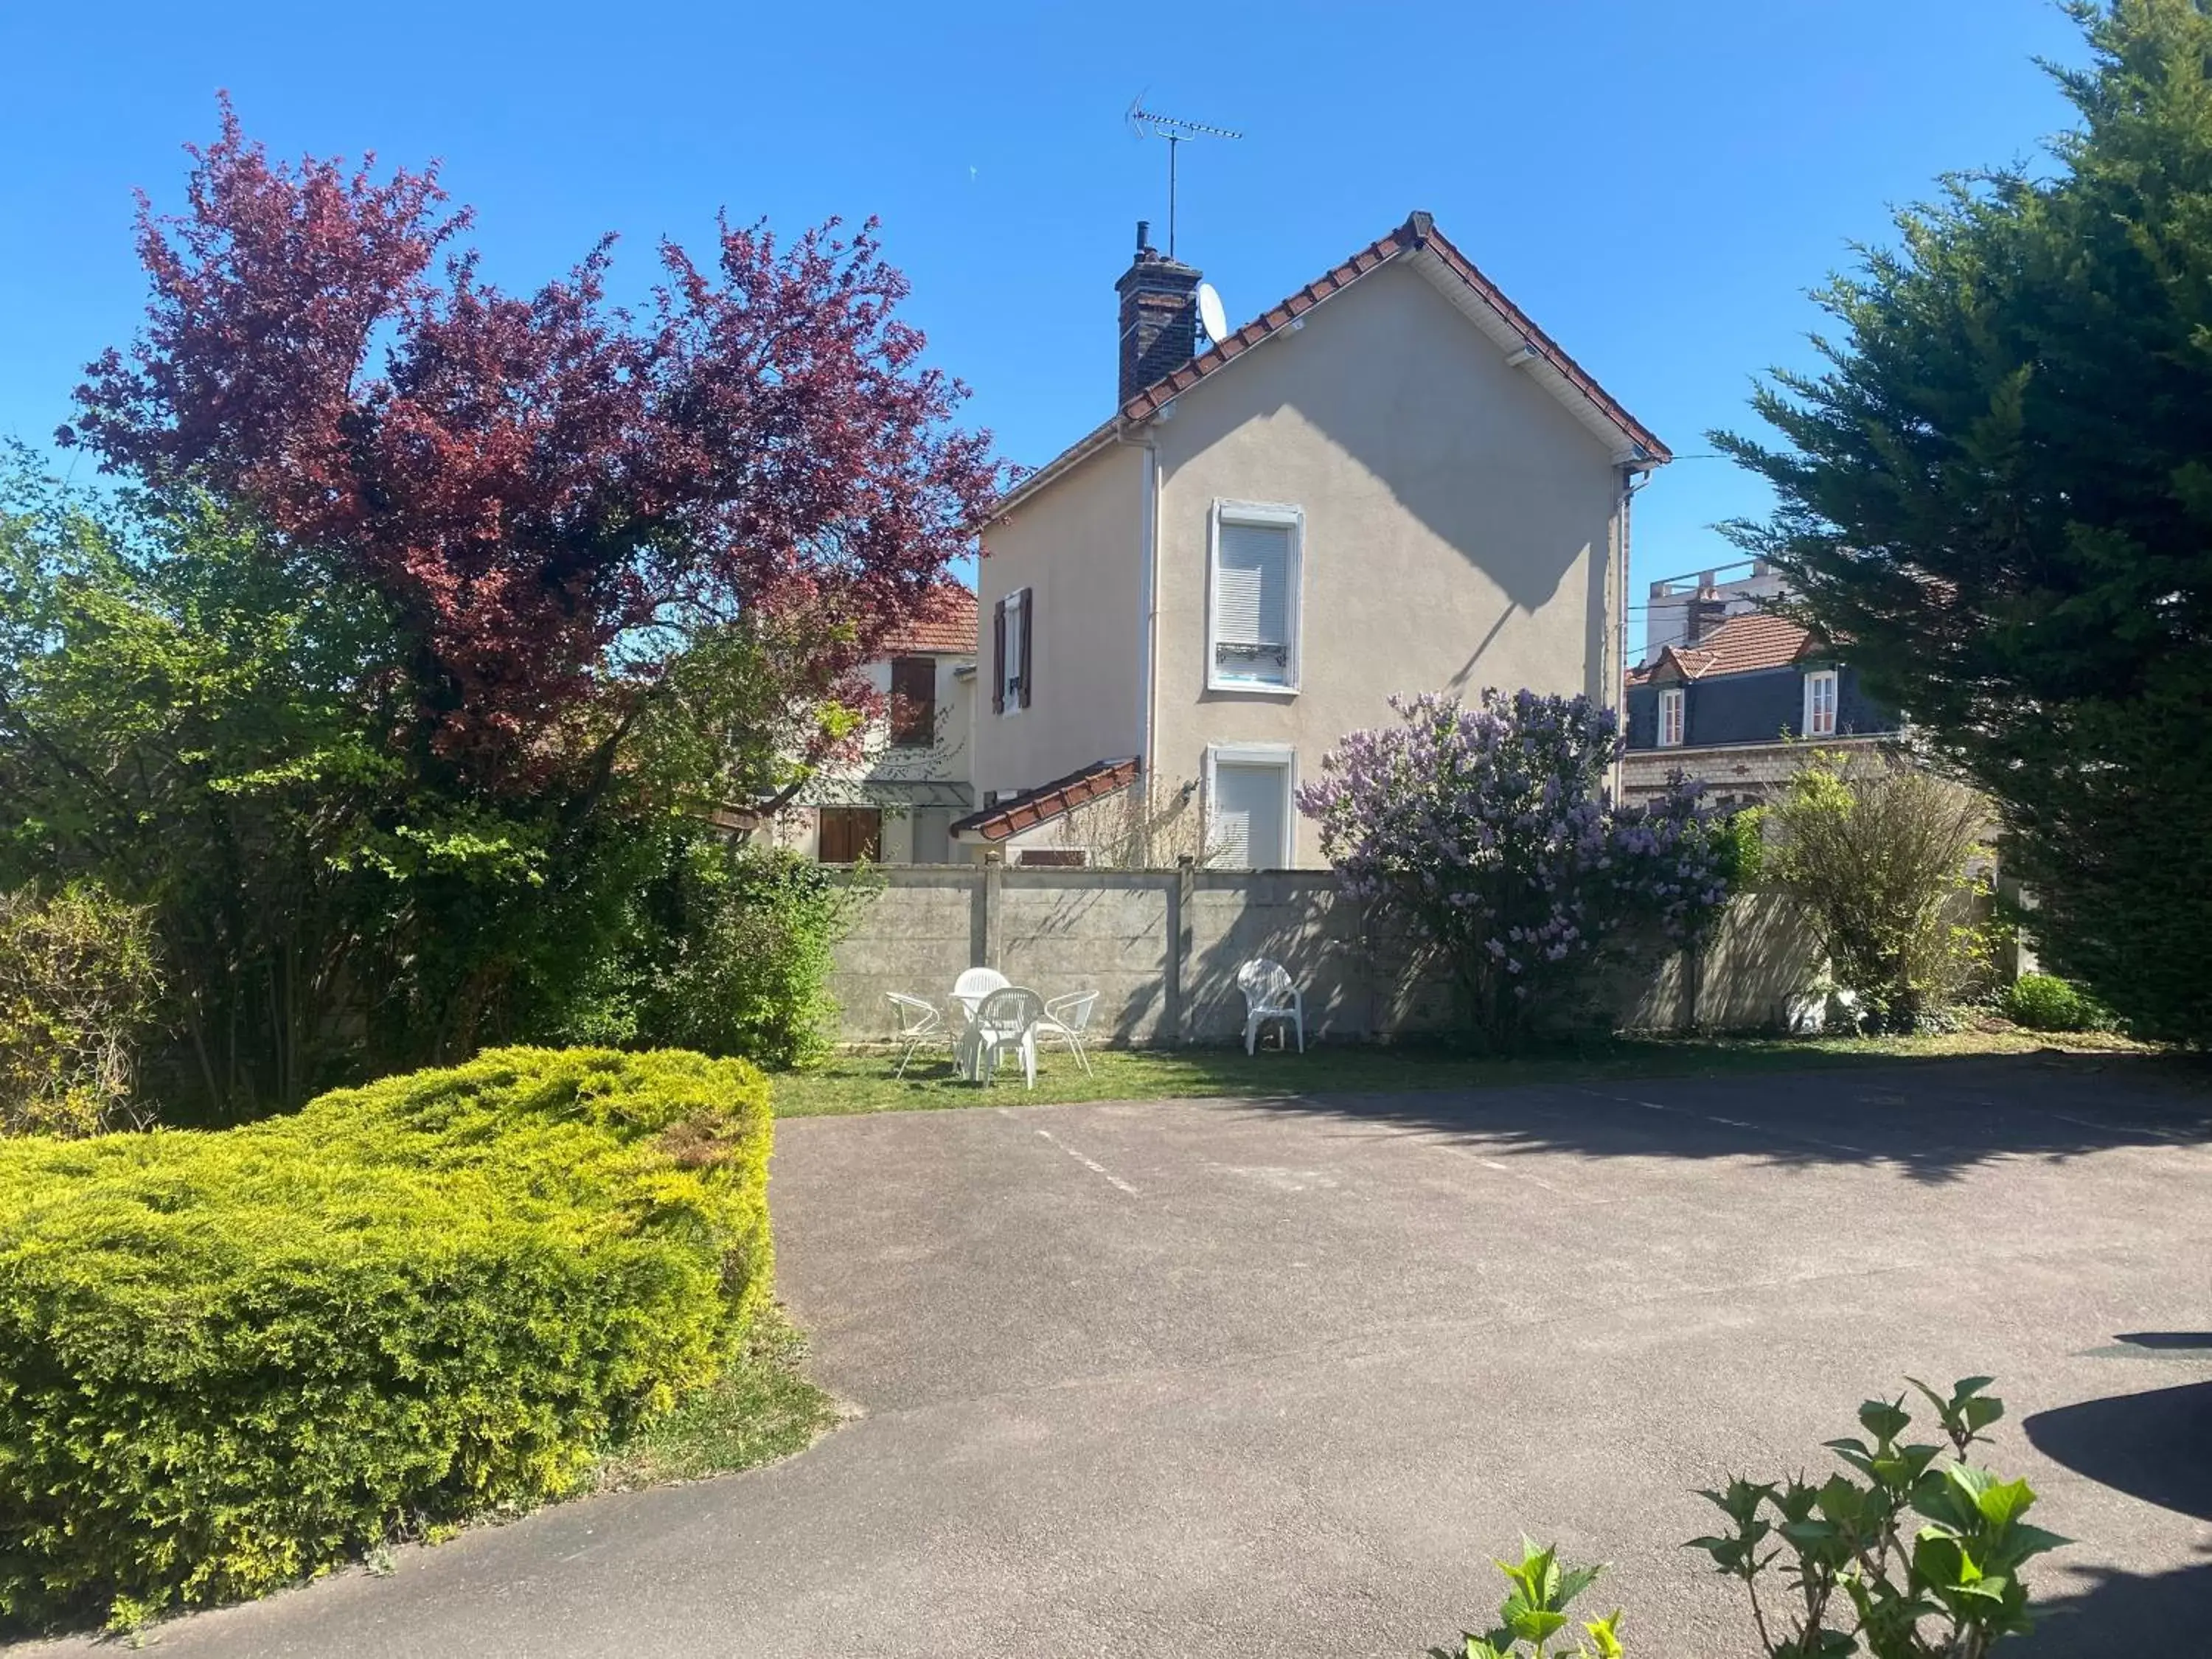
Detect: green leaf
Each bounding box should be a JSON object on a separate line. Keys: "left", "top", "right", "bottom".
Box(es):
{"left": 1554, "top": 1562, "right": 1603, "bottom": 1609}
{"left": 1582, "top": 1610, "right": 1625, "bottom": 1659}
{"left": 1859, "top": 1397, "right": 1912, "bottom": 1444}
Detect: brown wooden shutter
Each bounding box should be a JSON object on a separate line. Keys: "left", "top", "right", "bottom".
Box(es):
{"left": 890, "top": 656, "right": 934, "bottom": 746}
{"left": 992, "top": 599, "right": 1006, "bottom": 715}
{"left": 1018, "top": 587, "right": 1034, "bottom": 709}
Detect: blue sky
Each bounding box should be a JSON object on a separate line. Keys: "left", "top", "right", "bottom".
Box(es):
{"left": 1, "top": 0, "right": 2085, "bottom": 633}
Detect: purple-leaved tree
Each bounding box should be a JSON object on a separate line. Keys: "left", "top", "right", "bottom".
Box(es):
{"left": 1298, "top": 689, "right": 1731, "bottom": 1045}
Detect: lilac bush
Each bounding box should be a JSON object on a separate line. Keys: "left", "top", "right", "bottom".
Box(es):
{"left": 1298, "top": 689, "right": 1731, "bottom": 1045}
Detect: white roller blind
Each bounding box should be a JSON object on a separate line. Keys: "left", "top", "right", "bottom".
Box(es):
{"left": 1214, "top": 519, "right": 1291, "bottom": 677}
{"left": 1212, "top": 762, "right": 1287, "bottom": 869}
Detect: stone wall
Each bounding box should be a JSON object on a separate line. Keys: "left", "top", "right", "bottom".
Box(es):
{"left": 830, "top": 863, "right": 1830, "bottom": 1045}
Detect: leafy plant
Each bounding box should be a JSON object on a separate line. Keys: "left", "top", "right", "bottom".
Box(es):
{"left": 1299, "top": 690, "right": 1733, "bottom": 1046}
{"left": 1765, "top": 749, "right": 1993, "bottom": 1031}
{"left": 0, "top": 883, "right": 161, "bottom": 1137}
{"left": 2000, "top": 973, "right": 2112, "bottom": 1034}
{"left": 1688, "top": 1377, "right": 2067, "bottom": 1658}
{"left": 1713, "top": 0, "right": 2212, "bottom": 1043}
{"left": 565, "top": 839, "right": 875, "bottom": 1069}
{"left": 1430, "top": 1543, "right": 1624, "bottom": 1658}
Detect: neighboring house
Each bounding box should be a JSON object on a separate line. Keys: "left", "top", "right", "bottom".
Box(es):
{"left": 776, "top": 585, "right": 978, "bottom": 863}
{"left": 1621, "top": 613, "right": 1898, "bottom": 807}
{"left": 952, "top": 210, "right": 1670, "bottom": 869}
{"left": 1644, "top": 558, "right": 1787, "bottom": 655}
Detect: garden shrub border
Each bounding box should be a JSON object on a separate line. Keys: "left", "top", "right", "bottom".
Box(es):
{"left": 0, "top": 1046, "right": 772, "bottom": 1632}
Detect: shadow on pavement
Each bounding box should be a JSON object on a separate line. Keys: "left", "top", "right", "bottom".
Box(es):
{"left": 1238, "top": 1052, "right": 2212, "bottom": 1185}
{"left": 2114, "top": 1331, "right": 2212, "bottom": 1352}
{"left": 2020, "top": 1555, "right": 2212, "bottom": 1654}
{"left": 2025, "top": 1379, "right": 2212, "bottom": 1523}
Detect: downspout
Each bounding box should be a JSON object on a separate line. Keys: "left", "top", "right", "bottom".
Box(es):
{"left": 1612, "top": 463, "right": 1638, "bottom": 804}
{"left": 1121, "top": 422, "right": 1162, "bottom": 838}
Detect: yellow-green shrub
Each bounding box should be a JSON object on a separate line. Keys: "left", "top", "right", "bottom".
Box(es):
{"left": 0, "top": 1046, "right": 772, "bottom": 1630}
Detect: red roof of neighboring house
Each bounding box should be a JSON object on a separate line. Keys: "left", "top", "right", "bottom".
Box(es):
{"left": 989, "top": 210, "right": 1669, "bottom": 524}
{"left": 880, "top": 583, "right": 978, "bottom": 656}
{"left": 1632, "top": 613, "right": 1820, "bottom": 685}
{"left": 950, "top": 757, "right": 1141, "bottom": 842}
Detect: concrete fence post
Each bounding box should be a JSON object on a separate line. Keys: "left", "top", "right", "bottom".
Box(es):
{"left": 1172, "top": 856, "right": 1196, "bottom": 1046}
{"left": 981, "top": 850, "right": 1004, "bottom": 970}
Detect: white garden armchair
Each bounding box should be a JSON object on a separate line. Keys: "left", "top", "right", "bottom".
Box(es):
{"left": 970, "top": 986, "right": 1047, "bottom": 1088}
{"left": 884, "top": 992, "right": 947, "bottom": 1079}
{"left": 1035, "top": 990, "right": 1100, "bottom": 1076}
{"left": 1235, "top": 958, "right": 1305, "bottom": 1055}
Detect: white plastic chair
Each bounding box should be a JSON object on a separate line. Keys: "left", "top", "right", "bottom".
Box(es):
{"left": 970, "top": 986, "right": 1046, "bottom": 1088}
{"left": 948, "top": 967, "right": 1012, "bottom": 1079}
{"left": 885, "top": 992, "right": 947, "bottom": 1078}
{"left": 950, "top": 966, "right": 1009, "bottom": 1020}
{"left": 1035, "top": 991, "right": 1099, "bottom": 1076}
{"left": 1236, "top": 958, "right": 1305, "bottom": 1055}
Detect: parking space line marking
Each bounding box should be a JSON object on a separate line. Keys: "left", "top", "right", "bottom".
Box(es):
{"left": 1026, "top": 1124, "right": 1141, "bottom": 1197}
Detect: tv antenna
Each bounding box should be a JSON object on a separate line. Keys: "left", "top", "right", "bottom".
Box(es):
{"left": 1126, "top": 100, "right": 1242, "bottom": 260}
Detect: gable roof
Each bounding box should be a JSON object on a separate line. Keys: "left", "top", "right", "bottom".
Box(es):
{"left": 878, "top": 582, "right": 978, "bottom": 656}
{"left": 1632, "top": 613, "right": 1821, "bottom": 685}
{"left": 950, "top": 757, "right": 1141, "bottom": 842}
{"left": 990, "top": 210, "right": 1670, "bottom": 523}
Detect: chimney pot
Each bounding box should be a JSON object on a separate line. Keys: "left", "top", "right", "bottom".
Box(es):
{"left": 1135, "top": 219, "right": 1150, "bottom": 254}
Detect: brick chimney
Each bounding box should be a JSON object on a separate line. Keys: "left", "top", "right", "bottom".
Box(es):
{"left": 1686, "top": 586, "right": 1730, "bottom": 645}
{"left": 1116, "top": 219, "right": 1202, "bottom": 406}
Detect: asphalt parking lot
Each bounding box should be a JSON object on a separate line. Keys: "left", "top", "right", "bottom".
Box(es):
{"left": 17, "top": 1055, "right": 2210, "bottom": 1657}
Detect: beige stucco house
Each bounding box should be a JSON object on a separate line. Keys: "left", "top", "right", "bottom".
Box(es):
{"left": 951, "top": 211, "right": 1670, "bottom": 868}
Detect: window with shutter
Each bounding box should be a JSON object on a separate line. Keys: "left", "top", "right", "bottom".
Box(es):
{"left": 998, "top": 589, "right": 1026, "bottom": 715}
{"left": 991, "top": 598, "right": 1006, "bottom": 716}
{"left": 889, "top": 657, "right": 935, "bottom": 747}
{"left": 1658, "top": 686, "right": 1685, "bottom": 748}
{"left": 1208, "top": 501, "right": 1302, "bottom": 691}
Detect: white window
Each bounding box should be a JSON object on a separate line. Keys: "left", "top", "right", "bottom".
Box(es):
{"left": 1208, "top": 501, "right": 1302, "bottom": 693}
{"left": 1803, "top": 669, "right": 1837, "bottom": 737}
{"left": 1206, "top": 744, "right": 1295, "bottom": 868}
{"left": 993, "top": 587, "right": 1029, "bottom": 716}
{"left": 1658, "top": 686, "right": 1685, "bottom": 748}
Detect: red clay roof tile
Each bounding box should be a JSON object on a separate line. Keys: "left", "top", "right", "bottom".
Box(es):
{"left": 950, "top": 757, "right": 1141, "bottom": 842}
{"left": 880, "top": 583, "right": 978, "bottom": 656}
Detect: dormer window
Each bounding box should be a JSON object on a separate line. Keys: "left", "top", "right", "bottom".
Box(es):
{"left": 1803, "top": 669, "right": 1838, "bottom": 737}
{"left": 1658, "top": 686, "right": 1685, "bottom": 747}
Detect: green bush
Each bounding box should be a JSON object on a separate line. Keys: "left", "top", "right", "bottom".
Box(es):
{"left": 563, "top": 839, "right": 872, "bottom": 1070}
{"left": 2002, "top": 973, "right": 2110, "bottom": 1034}
{"left": 0, "top": 883, "right": 162, "bottom": 1137}
{"left": 1767, "top": 750, "right": 1994, "bottom": 1030}
{"left": 0, "top": 1046, "right": 773, "bottom": 1630}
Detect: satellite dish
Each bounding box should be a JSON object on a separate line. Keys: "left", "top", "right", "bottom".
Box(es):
{"left": 1196, "top": 282, "right": 1229, "bottom": 347}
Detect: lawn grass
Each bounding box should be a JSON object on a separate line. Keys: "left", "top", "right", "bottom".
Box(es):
{"left": 587, "top": 1304, "right": 841, "bottom": 1494}
{"left": 768, "top": 1023, "right": 2166, "bottom": 1118}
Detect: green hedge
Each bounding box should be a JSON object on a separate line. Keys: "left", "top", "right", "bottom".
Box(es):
{"left": 0, "top": 1046, "right": 773, "bottom": 1630}
{"left": 2002, "top": 972, "right": 2112, "bottom": 1034}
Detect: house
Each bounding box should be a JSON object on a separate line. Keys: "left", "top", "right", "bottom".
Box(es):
{"left": 777, "top": 584, "right": 978, "bottom": 863}
{"left": 1644, "top": 558, "right": 1787, "bottom": 655}
{"left": 951, "top": 210, "right": 1670, "bottom": 869}
{"left": 1621, "top": 612, "right": 1899, "bottom": 807}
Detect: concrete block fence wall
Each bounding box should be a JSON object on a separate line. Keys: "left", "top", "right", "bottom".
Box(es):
{"left": 828, "top": 861, "right": 1829, "bottom": 1046}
